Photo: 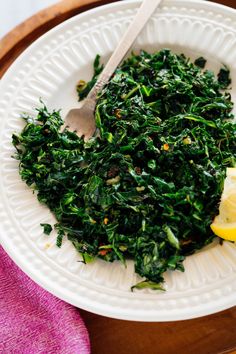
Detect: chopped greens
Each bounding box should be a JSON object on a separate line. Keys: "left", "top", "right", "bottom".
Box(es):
{"left": 194, "top": 56, "right": 206, "bottom": 69}
{"left": 12, "top": 49, "right": 236, "bottom": 290}
{"left": 40, "top": 223, "right": 53, "bottom": 235}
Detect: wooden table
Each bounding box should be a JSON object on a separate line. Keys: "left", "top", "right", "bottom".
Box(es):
{"left": 1, "top": 1, "right": 236, "bottom": 353}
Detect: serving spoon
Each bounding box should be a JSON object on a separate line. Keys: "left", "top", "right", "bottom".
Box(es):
{"left": 64, "top": 0, "right": 162, "bottom": 140}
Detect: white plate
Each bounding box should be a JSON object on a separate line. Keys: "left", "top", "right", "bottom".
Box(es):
{"left": 1, "top": 0, "right": 236, "bottom": 321}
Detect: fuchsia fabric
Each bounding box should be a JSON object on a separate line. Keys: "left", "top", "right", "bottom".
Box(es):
{"left": 0, "top": 246, "right": 90, "bottom": 354}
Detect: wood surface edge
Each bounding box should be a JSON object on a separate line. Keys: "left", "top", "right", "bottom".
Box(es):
{"left": 0, "top": 0, "right": 118, "bottom": 77}
{"left": 0, "top": 0, "right": 234, "bottom": 78}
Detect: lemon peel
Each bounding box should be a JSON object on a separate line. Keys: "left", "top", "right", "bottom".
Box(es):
{"left": 210, "top": 168, "right": 236, "bottom": 241}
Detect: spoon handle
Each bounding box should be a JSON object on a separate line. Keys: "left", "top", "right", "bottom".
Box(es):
{"left": 87, "top": 0, "right": 162, "bottom": 100}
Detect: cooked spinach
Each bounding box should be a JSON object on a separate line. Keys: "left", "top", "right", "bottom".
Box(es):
{"left": 40, "top": 223, "right": 53, "bottom": 235}
{"left": 12, "top": 49, "right": 236, "bottom": 290}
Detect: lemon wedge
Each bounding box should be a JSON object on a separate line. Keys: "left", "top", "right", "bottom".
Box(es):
{"left": 210, "top": 167, "right": 236, "bottom": 241}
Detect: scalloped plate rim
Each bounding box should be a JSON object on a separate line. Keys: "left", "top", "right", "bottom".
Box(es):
{"left": 0, "top": 0, "right": 236, "bottom": 321}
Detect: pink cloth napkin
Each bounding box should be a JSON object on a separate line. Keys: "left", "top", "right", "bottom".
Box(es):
{"left": 0, "top": 246, "right": 90, "bottom": 354}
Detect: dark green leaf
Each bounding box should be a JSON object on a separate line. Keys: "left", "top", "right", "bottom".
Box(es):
{"left": 40, "top": 223, "right": 53, "bottom": 235}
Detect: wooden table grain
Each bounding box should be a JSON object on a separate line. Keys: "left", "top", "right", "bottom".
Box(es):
{"left": 1, "top": 1, "right": 236, "bottom": 353}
